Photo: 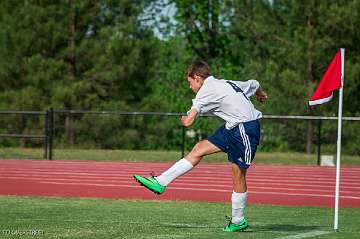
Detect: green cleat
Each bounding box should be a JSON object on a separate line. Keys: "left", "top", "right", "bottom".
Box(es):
{"left": 223, "top": 218, "right": 249, "bottom": 232}
{"left": 133, "top": 175, "right": 166, "bottom": 195}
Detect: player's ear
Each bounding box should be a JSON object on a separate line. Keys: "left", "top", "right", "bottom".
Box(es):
{"left": 194, "top": 74, "right": 203, "bottom": 82}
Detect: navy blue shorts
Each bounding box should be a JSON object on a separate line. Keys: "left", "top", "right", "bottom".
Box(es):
{"left": 208, "top": 120, "right": 260, "bottom": 169}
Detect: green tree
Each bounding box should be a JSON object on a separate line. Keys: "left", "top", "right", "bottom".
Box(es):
{"left": 0, "top": 0, "right": 159, "bottom": 147}
{"left": 169, "top": 0, "right": 232, "bottom": 61}
{"left": 226, "top": 0, "right": 360, "bottom": 154}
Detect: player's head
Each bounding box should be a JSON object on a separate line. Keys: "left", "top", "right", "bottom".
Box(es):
{"left": 186, "top": 61, "right": 211, "bottom": 93}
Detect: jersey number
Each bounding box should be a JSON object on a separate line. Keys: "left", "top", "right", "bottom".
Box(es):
{"left": 226, "top": 81, "right": 249, "bottom": 100}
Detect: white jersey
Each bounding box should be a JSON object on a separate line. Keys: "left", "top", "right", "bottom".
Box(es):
{"left": 189, "top": 76, "right": 262, "bottom": 129}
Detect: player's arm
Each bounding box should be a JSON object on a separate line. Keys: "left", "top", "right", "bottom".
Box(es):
{"left": 183, "top": 82, "right": 220, "bottom": 127}
{"left": 233, "top": 79, "right": 268, "bottom": 103}
{"left": 181, "top": 108, "right": 198, "bottom": 127}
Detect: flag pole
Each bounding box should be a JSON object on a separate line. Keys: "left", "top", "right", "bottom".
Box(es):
{"left": 334, "top": 48, "right": 345, "bottom": 231}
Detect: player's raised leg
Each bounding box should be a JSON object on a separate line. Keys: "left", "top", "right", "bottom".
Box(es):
{"left": 133, "top": 140, "right": 220, "bottom": 194}
{"left": 182, "top": 139, "right": 221, "bottom": 166}
{"left": 223, "top": 164, "right": 249, "bottom": 232}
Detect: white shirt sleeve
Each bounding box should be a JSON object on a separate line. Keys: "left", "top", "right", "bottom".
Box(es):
{"left": 189, "top": 83, "right": 222, "bottom": 114}
{"left": 230, "top": 79, "right": 260, "bottom": 98}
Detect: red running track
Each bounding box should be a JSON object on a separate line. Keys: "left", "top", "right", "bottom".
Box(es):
{"left": 0, "top": 160, "right": 359, "bottom": 207}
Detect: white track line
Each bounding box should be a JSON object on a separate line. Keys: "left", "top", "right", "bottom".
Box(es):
{"left": 3, "top": 169, "right": 356, "bottom": 180}
{"left": 35, "top": 181, "right": 360, "bottom": 200}
{"left": 2, "top": 176, "right": 360, "bottom": 195}
{"left": 0, "top": 170, "right": 346, "bottom": 182}
{"left": 2, "top": 173, "right": 360, "bottom": 190}
{"left": 2, "top": 161, "right": 360, "bottom": 172}
{"left": 0, "top": 173, "right": 357, "bottom": 188}
{"left": 2, "top": 172, "right": 359, "bottom": 187}
{"left": 2, "top": 168, "right": 360, "bottom": 180}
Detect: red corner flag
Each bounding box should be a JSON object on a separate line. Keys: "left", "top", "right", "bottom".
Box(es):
{"left": 309, "top": 50, "right": 343, "bottom": 106}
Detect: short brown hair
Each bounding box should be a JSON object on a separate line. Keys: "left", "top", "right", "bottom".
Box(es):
{"left": 187, "top": 61, "right": 211, "bottom": 79}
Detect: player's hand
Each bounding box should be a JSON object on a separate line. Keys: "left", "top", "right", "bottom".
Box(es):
{"left": 181, "top": 115, "right": 194, "bottom": 127}
{"left": 181, "top": 116, "right": 189, "bottom": 126}
{"left": 181, "top": 109, "right": 198, "bottom": 127}
{"left": 256, "top": 89, "right": 268, "bottom": 103}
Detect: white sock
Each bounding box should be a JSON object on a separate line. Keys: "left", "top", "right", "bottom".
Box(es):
{"left": 155, "top": 158, "right": 193, "bottom": 186}
{"left": 231, "top": 191, "right": 248, "bottom": 224}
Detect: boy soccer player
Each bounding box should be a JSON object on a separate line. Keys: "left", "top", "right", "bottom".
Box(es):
{"left": 134, "top": 61, "right": 268, "bottom": 232}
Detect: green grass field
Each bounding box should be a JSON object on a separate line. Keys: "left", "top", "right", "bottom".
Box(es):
{"left": 0, "top": 196, "right": 359, "bottom": 239}
{"left": 1, "top": 147, "right": 360, "bottom": 165}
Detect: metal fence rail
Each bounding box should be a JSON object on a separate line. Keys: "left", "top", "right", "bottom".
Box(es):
{"left": 52, "top": 110, "right": 360, "bottom": 121}
{"left": 262, "top": 115, "right": 360, "bottom": 121}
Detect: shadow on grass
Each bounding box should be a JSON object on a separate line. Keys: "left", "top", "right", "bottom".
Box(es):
{"left": 159, "top": 223, "right": 219, "bottom": 229}
{"left": 254, "top": 224, "right": 320, "bottom": 232}
{"left": 157, "top": 221, "right": 321, "bottom": 234}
